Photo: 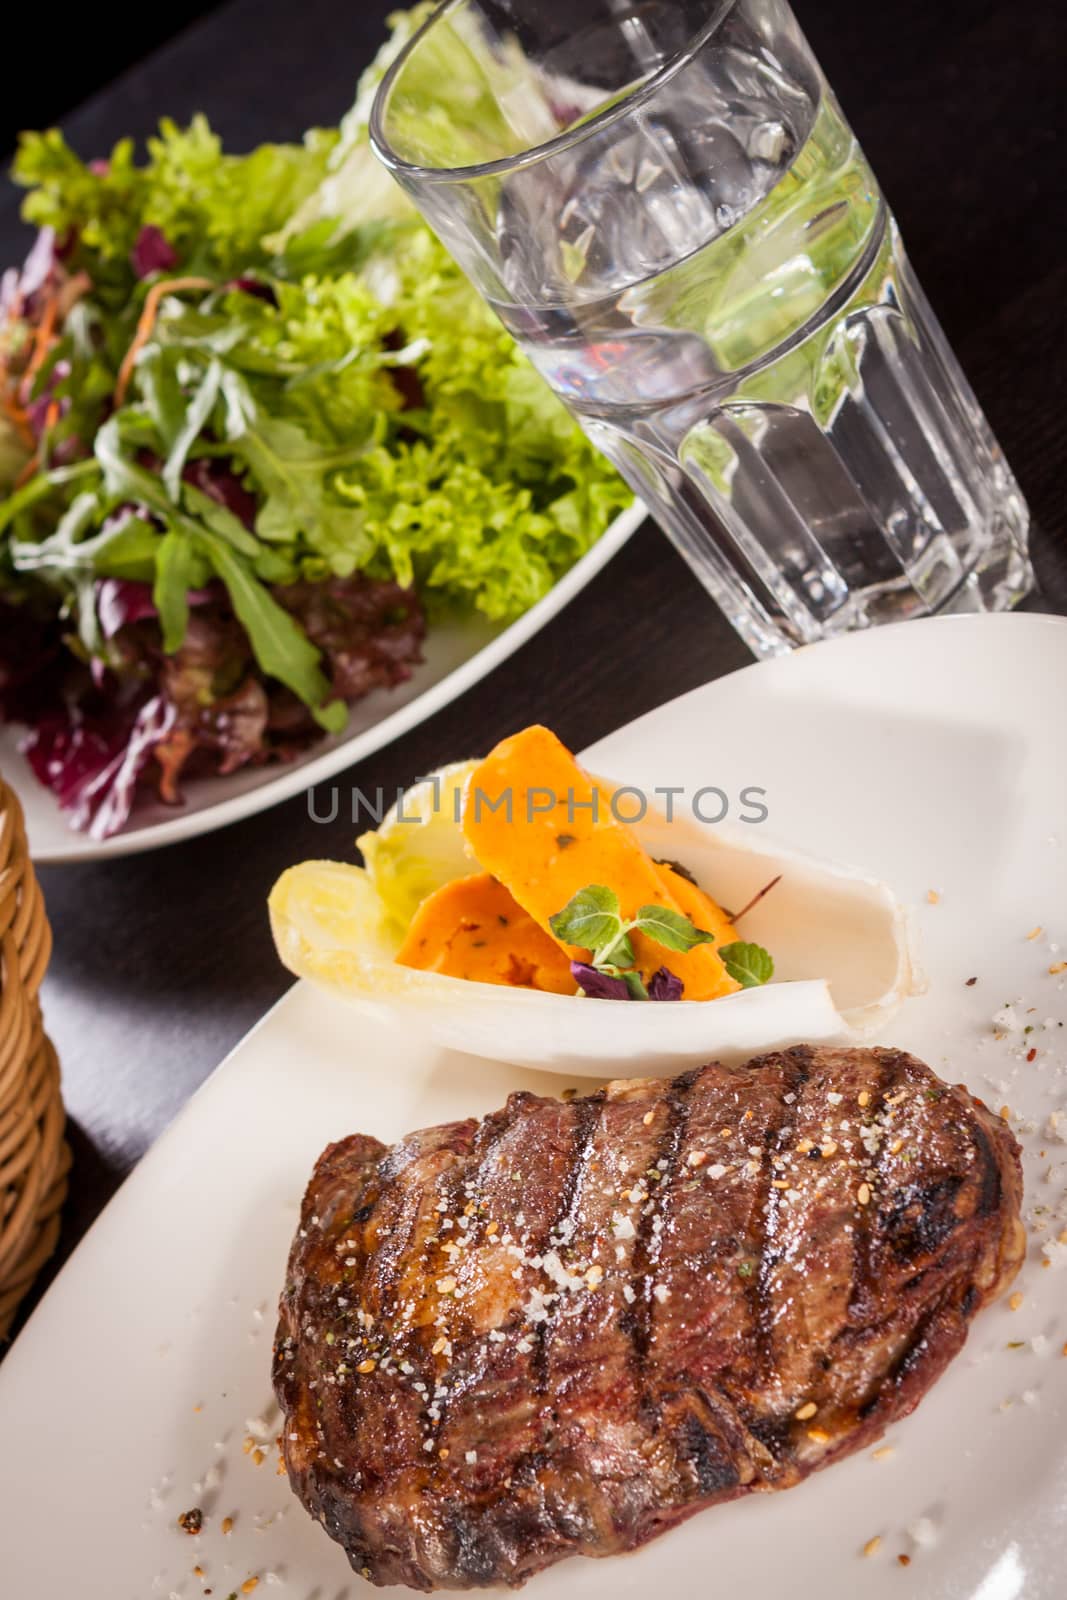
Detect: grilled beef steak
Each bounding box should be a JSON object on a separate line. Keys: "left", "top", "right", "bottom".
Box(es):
{"left": 274, "top": 1045, "right": 1023, "bottom": 1590}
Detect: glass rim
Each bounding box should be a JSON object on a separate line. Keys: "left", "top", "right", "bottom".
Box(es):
{"left": 369, "top": 0, "right": 738, "bottom": 184}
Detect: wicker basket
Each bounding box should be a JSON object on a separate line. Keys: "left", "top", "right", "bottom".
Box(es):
{"left": 0, "top": 773, "right": 69, "bottom": 1339}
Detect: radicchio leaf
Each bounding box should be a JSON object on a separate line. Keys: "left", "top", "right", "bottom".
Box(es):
{"left": 0, "top": 598, "right": 65, "bottom": 723}
{"left": 96, "top": 579, "right": 158, "bottom": 638}
{"left": 182, "top": 457, "right": 259, "bottom": 529}
{"left": 22, "top": 694, "right": 176, "bottom": 839}
{"left": 647, "top": 966, "right": 685, "bottom": 1001}
{"left": 569, "top": 961, "right": 632, "bottom": 1001}
{"left": 227, "top": 275, "right": 278, "bottom": 305}
{"left": 131, "top": 224, "right": 179, "bottom": 279}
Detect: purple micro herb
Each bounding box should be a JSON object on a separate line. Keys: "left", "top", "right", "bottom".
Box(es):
{"left": 570, "top": 961, "right": 632, "bottom": 1001}
{"left": 647, "top": 967, "right": 684, "bottom": 1001}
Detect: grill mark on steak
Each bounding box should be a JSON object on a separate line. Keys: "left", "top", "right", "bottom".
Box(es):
{"left": 532, "top": 1091, "right": 605, "bottom": 1395}
{"left": 752, "top": 1049, "right": 811, "bottom": 1377}
{"left": 856, "top": 1283, "right": 956, "bottom": 1421}
{"left": 425, "top": 1094, "right": 559, "bottom": 1441}
{"left": 848, "top": 1050, "right": 901, "bottom": 1322}
{"left": 970, "top": 1117, "right": 1005, "bottom": 1219}
{"left": 274, "top": 1047, "right": 1025, "bottom": 1591}
{"left": 627, "top": 1069, "right": 698, "bottom": 1390}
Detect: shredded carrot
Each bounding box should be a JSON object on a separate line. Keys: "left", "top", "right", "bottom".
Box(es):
{"left": 17, "top": 292, "right": 59, "bottom": 406}
{"left": 12, "top": 400, "right": 62, "bottom": 488}
{"left": 2, "top": 387, "right": 35, "bottom": 451}
{"left": 114, "top": 276, "right": 214, "bottom": 407}
{"left": 13, "top": 450, "right": 39, "bottom": 489}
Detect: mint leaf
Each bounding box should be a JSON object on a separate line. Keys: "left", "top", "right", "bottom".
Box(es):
{"left": 719, "top": 941, "right": 775, "bottom": 988}
{"left": 549, "top": 884, "right": 624, "bottom": 956}
{"left": 634, "top": 902, "right": 717, "bottom": 954}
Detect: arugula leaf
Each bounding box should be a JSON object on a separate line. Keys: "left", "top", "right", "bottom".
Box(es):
{"left": 0, "top": 460, "right": 100, "bottom": 539}
{"left": 719, "top": 941, "right": 775, "bottom": 988}
{"left": 180, "top": 482, "right": 262, "bottom": 558}
{"left": 633, "top": 903, "right": 717, "bottom": 953}
{"left": 162, "top": 358, "right": 223, "bottom": 499}
{"left": 189, "top": 529, "right": 345, "bottom": 732}
{"left": 153, "top": 531, "right": 198, "bottom": 652}
{"left": 12, "top": 491, "right": 98, "bottom": 574}
{"left": 137, "top": 347, "right": 189, "bottom": 454}
{"left": 11, "top": 503, "right": 159, "bottom": 585}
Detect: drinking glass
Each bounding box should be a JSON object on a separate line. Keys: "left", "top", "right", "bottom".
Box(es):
{"left": 370, "top": 0, "right": 1033, "bottom": 655}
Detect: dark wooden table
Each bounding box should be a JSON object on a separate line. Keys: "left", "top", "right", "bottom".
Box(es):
{"left": 1, "top": 0, "right": 1063, "bottom": 1342}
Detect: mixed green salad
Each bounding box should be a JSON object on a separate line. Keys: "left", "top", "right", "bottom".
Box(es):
{"left": 0, "top": 5, "right": 629, "bottom": 838}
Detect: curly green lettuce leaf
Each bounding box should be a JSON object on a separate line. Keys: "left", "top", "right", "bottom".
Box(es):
{"left": 13, "top": 117, "right": 337, "bottom": 279}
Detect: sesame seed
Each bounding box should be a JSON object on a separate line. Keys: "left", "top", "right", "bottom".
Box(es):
{"left": 884, "top": 1089, "right": 908, "bottom": 1106}
{"left": 241, "top": 1582, "right": 259, "bottom": 1595}
{"left": 687, "top": 1150, "right": 708, "bottom": 1167}
{"left": 863, "top": 1536, "right": 882, "bottom": 1558}
{"left": 439, "top": 1447, "right": 450, "bottom": 1459}
{"left": 221, "top": 1517, "right": 233, "bottom": 1535}
{"left": 857, "top": 1183, "right": 872, "bottom": 1206}
{"left": 858, "top": 1090, "right": 871, "bottom": 1107}
{"left": 872, "top": 1445, "right": 895, "bottom": 1461}
{"left": 820, "top": 1140, "right": 838, "bottom": 1158}
{"left": 642, "top": 1110, "right": 655, "bottom": 1125}
{"left": 795, "top": 1401, "right": 817, "bottom": 1420}
{"left": 926, "top": 889, "right": 940, "bottom": 904}
{"left": 357, "top": 1359, "right": 376, "bottom": 1374}
{"left": 1009, "top": 1292, "right": 1023, "bottom": 1311}
{"left": 436, "top": 1276, "right": 457, "bottom": 1295}
{"left": 807, "top": 1427, "right": 830, "bottom": 1443}
{"left": 1027, "top": 927, "right": 1044, "bottom": 941}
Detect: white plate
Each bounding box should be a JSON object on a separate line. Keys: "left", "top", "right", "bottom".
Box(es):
{"left": 0, "top": 502, "right": 644, "bottom": 864}
{"left": 1, "top": 612, "right": 1065, "bottom": 1600}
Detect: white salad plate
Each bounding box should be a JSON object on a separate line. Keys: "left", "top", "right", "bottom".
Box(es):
{"left": 0, "top": 500, "right": 645, "bottom": 864}
{"left": 1, "top": 611, "right": 1065, "bottom": 1600}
